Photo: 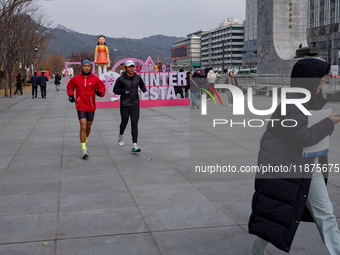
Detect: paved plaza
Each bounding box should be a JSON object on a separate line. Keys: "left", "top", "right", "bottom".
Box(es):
{"left": 0, "top": 81, "right": 340, "bottom": 254}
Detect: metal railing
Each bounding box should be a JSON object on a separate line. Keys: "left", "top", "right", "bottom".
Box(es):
{"left": 215, "top": 75, "right": 340, "bottom": 96}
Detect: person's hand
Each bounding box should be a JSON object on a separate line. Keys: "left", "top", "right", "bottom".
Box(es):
{"left": 328, "top": 113, "right": 340, "bottom": 124}
{"left": 68, "top": 95, "right": 75, "bottom": 103}
{"left": 95, "top": 89, "right": 102, "bottom": 96}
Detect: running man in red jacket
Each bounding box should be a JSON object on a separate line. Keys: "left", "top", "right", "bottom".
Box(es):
{"left": 67, "top": 58, "right": 106, "bottom": 159}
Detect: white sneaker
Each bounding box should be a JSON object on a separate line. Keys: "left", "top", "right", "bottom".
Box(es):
{"left": 207, "top": 98, "right": 212, "bottom": 100}
{"left": 82, "top": 149, "right": 89, "bottom": 159}
{"left": 195, "top": 104, "right": 200, "bottom": 109}
{"left": 132, "top": 143, "right": 141, "bottom": 152}
{"left": 228, "top": 104, "right": 233, "bottom": 107}
{"left": 118, "top": 134, "right": 124, "bottom": 146}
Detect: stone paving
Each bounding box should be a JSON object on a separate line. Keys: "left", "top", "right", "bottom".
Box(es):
{"left": 0, "top": 80, "right": 340, "bottom": 254}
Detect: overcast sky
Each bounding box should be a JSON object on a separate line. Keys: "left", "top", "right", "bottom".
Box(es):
{"left": 39, "top": 0, "right": 246, "bottom": 39}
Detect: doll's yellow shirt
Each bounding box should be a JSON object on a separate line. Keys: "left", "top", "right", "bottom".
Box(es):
{"left": 95, "top": 45, "right": 109, "bottom": 52}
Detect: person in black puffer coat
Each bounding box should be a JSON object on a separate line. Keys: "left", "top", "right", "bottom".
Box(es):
{"left": 54, "top": 73, "right": 61, "bottom": 91}
{"left": 14, "top": 73, "right": 23, "bottom": 95}
{"left": 248, "top": 58, "right": 340, "bottom": 255}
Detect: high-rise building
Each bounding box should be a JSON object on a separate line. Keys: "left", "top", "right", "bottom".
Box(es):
{"left": 201, "top": 17, "right": 244, "bottom": 70}
{"left": 308, "top": 0, "right": 340, "bottom": 65}
{"left": 171, "top": 30, "right": 207, "bottom": 70}
{"left": 242, "top": 0, "right": 257, "bottom": 68}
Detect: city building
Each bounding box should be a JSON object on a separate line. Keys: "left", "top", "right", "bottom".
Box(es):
{"left": 242, "top": 0, "right": 257, "bottom": 68}
{"left": 171, "top": 30, "right": 207, "bottom": 70}
{"left": 201, "top": 17, "right": 244, "bottom": 71}
{"left": 307, "top": 0, "right": 340, "bottom": 65}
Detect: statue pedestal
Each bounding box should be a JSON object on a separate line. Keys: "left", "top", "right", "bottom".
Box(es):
{"left": 257, "top": 0, "right": 309, "bottom": 76}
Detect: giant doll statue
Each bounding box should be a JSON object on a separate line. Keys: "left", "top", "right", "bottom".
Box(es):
{"left": 94, "top": 35, "right": 110, "bottom": 76}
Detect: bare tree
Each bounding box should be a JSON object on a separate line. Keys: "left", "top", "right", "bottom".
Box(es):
{"left": 0, "top": 0, "right": 52, "bottom": 96}
{"left": 43, "top": 54, "right": 65, "bottom": 75}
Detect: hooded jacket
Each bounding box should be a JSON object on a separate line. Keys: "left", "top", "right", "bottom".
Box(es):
{"left": 113, "top": 72, "right": 146, "bottom": 107}
{"left": 16, "top": 75, "right": 22, "bottom": 88}
{"left": 67, "top": 72, "right": 106, "bottom": 111}
{"left": 248, "top": 58, "right": 334, "bottom": 252}
{"left": 54, "top": 74, "right": 61, "bottom": 85}
{"left": 207, "top": 70, "right": 217, "bottom": 83}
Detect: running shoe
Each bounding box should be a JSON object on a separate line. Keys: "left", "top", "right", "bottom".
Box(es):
{"left": 118, "top": 134, "right": 124, "bottom": 147}
{"left": 132, "top": 143, "right": 141, "bottom": 152}
{"left": 196, "top": 104, "right": 200, "bottom": 109}
{"left": 82, "top": 149, "right": 89, "bottom": 159}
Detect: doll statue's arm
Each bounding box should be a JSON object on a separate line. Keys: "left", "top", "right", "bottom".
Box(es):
{"left": 94, "top": 46, "right": 98, "bottom": 63}
{"left": 106, "top": 46, "right": 111, "bottom": 63}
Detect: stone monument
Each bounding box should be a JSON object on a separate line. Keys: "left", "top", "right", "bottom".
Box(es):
{"left": 257, "top": 0, "right": 316, "bottom": 75}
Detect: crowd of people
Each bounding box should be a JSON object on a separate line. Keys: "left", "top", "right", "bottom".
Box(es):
{"left": 186, "top": 67, "right": 239, "bottom": 108}
{"left": 13, "top": 71, "right": 63, "bottom": 98}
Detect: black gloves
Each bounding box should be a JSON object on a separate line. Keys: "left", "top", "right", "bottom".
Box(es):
{"left": 68, "top": 95, "right": 75, "bottom": 103}
{"left": 95, "top": 89, "right": 102, "bottom": 96}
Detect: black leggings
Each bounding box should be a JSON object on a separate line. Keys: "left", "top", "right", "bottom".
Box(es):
{"left": 32, "top": 86, "right": 38, "bottom": 97}
{"left": 120, "top": 105, "right": 140, "bottom": 143}
{"left": 40, "top": 86, "right": 46, "bottom": 97}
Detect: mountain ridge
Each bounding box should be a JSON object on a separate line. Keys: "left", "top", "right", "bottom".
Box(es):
{"left": 48, "top": 25, "right": 184, "bottom": 62}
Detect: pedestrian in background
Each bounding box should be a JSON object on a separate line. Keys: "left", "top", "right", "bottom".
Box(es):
{"left": 14, "top": 73, "right": 23, "bottom": 95}
{"left": 174, "top": 69, "right": 184, "bottom": 98}
{"left": 38, "top": 71, "right": 49, "bottom": 98}
{"left": 190, "top": 72, "right": 201, "bottom": 109}
{"left": 185, "top": 71, "right": 190, "bottom": 98}
{"left": 28, "top": 72, "right": 38, "bottom": 98}
{"left": 225, "top": 71, "right": 239, "bottom": 107}
{"left": 54, "top": 73, "right": 61, "bottom": 91}
{"left": 207, "top": 67, "right": 217, "bottom": 100}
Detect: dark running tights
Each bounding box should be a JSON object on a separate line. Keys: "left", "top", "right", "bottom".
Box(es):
{"left": 120, "top": 105, "right": 140, "bottom": 143}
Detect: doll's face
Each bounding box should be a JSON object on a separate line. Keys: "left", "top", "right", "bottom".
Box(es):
{"left": 98, "top": 37, "right": 105, "bottom": 45}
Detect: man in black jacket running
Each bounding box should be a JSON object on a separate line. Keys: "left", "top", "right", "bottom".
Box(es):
{"left": 113, "top": 60, "right": 146, "bottom": 152}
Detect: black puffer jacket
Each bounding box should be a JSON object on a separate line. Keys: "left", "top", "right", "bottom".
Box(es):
{"left": 248, "top": 58, "right": 334, "bottom": 253}
{"left": 113, "top": 72, "right": 146, "bottom": 107}
{"left": 54, "top": 74, "right": 61, "bottom": 85}
{"left": 16, "top": 75, "right": 23, "bottom": 88}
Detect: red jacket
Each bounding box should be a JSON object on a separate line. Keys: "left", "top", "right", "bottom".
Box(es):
{"left": 67, "top": 73, "right": 105, "bottom": 111}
